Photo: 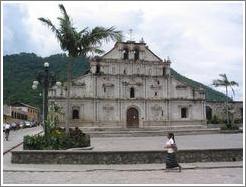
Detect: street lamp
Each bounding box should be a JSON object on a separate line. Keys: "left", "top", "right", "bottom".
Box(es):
{"left": 32, "top": 62, "right": 58, "bottom": 135}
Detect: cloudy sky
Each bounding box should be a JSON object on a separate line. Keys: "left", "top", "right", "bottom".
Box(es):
{"left": 2, "top": 1, "right": 244, "bottom": 100}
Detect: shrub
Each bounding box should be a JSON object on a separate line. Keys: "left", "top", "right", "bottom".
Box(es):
{"left": 23, "top": 127, "right": 90, "bottom": 150}
{"left": 210, "top": 115, "right": 223, "bottom": 124}
{"left": 234, "top": 118, "right": 242, "bottom": 124}
{"left": 220, "top": 124, "right": 239, "bottom": 130}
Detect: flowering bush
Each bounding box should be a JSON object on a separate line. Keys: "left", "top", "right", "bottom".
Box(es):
{"left": 23, "top": 127, "right": 90, "bottom": 150}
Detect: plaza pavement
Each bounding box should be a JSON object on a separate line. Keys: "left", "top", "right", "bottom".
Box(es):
{"left": 2, "top": 127, "right": 244, "bottom": 185}
{"left": 2, "top": 125, "right": 43, "bottom": 154}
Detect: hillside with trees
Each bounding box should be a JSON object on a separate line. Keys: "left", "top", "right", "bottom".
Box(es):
{"left": 3, "top": 53, "right": 89, "bottom": 109}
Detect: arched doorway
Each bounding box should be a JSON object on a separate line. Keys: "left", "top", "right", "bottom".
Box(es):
{"left": 127, "top": 107, "right": 139, "bottom": 128}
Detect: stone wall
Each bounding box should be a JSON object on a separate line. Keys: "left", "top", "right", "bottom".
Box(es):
{"left": 12, "top": 148, "right": 242, "bottom": 164}
{"left": 206, "top": 101, "right": 243, "bottom": 122}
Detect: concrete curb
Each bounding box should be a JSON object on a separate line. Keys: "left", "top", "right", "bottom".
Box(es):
{"left": 3, "top": 164, "right": 243, "bottom": 173}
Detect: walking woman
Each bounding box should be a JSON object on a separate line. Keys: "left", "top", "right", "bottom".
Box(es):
{"left": 164, "top": 132, "right": 181, "bottom": 172}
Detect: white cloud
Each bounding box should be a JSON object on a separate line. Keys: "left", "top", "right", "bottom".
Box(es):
{"left": 3, "top": 1, "right": 244, "bottom": 100}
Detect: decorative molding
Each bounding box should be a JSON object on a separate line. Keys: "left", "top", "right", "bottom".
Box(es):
{"left": 176, "top": 85, "right": 187, "bottom": 89}
{"left": 150, "top": 85, "right": 161, "bottom": 89}
{"left": 151, "top": 104, "right": 162, "bottom": 111}
{"left": 103, "top": 104, "right": 114, "bottom": 111}
{"left": 102, "top": 83, "right": 114, "bottom": 87}
{"left": 72, "top": 82, "right": 86, "bottom": 87}
{"left": 122, "top": 81, "right": 143, "bottom": 86}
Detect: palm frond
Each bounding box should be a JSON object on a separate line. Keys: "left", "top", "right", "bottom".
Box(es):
{"left": 88, "top": 26, "right": 122, "bottom": 45}
{"left": 230, "top": 81, "right": 239, "bottom": 86}
{"left": 58, "top": 4, "right": 70, "bottom": 24}
{"left": 212, "top": 79, "right": 226, "bottom": 87}
{"left": 38, "top": 17, "right": 62, "bottom": 41}
{"left": 230, "top": 85, "right": 235, "bottom": 96}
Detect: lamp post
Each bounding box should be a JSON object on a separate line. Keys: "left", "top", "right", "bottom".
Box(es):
{"left": 32, "top": 62, "right": 61, "bottom": 135}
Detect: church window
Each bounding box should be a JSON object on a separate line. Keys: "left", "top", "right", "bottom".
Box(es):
{"left": 104, "top": 87, "right": 106, "bottom": 93}
{"left": 181, "top": 107, "right": 188, "bottom": 118}
{"left": 161, "top": 110, "right": 164, "bottom": 116}
{"left": 162, "top": 67, "right": 166, "bottom": 76}
{"left": 130, "top": 87, "right": 135, "bottom": 98}
{"left": 155, "top": 92, "right": 158, "bottom": 96}
{"left": 123, "top": 48, "right": 129, "bottom": 60}
{"left": 96, "top": 63, "right": 100, "bottom": 74}
{"left": 123, "top": 69, "right": 127, "bottom": 75}
{"left": 134, "top": 49, "right": 139, "bottom": 61}
{"left": 72, "top": 109, "right": 79, "bottom": 119}
{"left": 157, "top": 80, "right": 160, "bottom": 85}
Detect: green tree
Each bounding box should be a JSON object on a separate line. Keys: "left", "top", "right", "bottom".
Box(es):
{"left": 212, "top": 74, "right": 239, "bottom": 126}
{"left": 38, "top": 4, "right": 122, "bottom": 133}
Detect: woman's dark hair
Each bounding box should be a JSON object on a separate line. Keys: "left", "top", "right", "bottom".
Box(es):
{"left": 168, "top": 132, "right": 175, "bottom": 143}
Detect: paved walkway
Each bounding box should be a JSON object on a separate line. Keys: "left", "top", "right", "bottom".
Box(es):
{"left": 3, "top": 164, "right": 243, "bottom": 184}
{"left": 91, "top": 133, "right": 243, "bottom": 151}
{"left": 2, "top": 129, "right": 244, "bottom": 185}
{"left": 3, "top": 126, "right": 43, "bottom": 153}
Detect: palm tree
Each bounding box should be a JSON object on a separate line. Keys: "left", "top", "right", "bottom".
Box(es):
{"left": 38, "top": 4, "right": 122, "bottom": 133}
{"left": 212, "top": 74, "right": 239, "bottom": 125}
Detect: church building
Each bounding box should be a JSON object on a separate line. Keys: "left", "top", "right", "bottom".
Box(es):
{"left": 49, "top": 40, "right": 207, "bottom": 128}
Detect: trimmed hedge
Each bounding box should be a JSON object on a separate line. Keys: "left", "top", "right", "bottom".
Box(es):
{"left": 23, "top": 127, "right": 90, "bottom": 150}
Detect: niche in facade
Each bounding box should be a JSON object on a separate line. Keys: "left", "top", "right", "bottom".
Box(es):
{"left": 134, "top": 48, "right": 139, "bottom": 61}
{"left": 123, "top": 48, "right": 129, "bottom": 60}
{"left": 162, "top": 67, "right": 166, "bottom": 76}
{"left": 181, "top": 107, "right": 188, "bottom": 118}
{"left": 96, "top": 63, "right": 101, "bottom": 74}
{"left": 130, "top": 87, "right": 135, "bottom": 98}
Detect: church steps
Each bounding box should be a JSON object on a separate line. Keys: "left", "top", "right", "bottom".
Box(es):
{"left": 80, "top": 126, "right": 221, "bottom": 137}
{"left": 80, "top": 124, "right": 208, "bottom": 132}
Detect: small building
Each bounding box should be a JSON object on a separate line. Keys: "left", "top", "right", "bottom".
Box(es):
{"left": 10, "top": 102, "right": 40, "bottom": 122}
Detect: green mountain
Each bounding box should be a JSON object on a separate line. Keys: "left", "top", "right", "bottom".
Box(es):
{"left": 170, "top": 69, "right": 232, "bottom": 102}
{"left": 3, "top": 53, "right": 230, "bottom": 110}
{"left": 3, "top": 53, "right": 89, "bottom": 109}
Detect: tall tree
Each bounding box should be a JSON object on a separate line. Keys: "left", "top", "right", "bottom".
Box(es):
{"left": 212, "top": 74, "right": 239, "bottom": 125}
{"left": 38, "top": 4, "right": 122, "bottom": 133}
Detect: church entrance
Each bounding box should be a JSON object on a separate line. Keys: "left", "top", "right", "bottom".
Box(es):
{"left": 127, "top": 107, "right": 139, "bottom": 128}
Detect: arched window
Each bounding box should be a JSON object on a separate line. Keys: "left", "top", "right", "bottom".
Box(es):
{"left": 134, "top": 49, "right": 139, "bottom": 61}
{"left": 72, "top": 109, "right": 79, "bottom": 119}
{"left": 163, "top": 67, "right": 166, "bottom": 76}
{"left": 123, "top": 48, "right": 129, "bottom": 60}
{"left": 181, "top": 107, "right": 188, "bottom": 118}
{"left": 123, "top": 69, "right": 127, "bottom": 75}
{"left": 96, "top": 63, "right": 100, "bottom": 74}
{"left": 130, "top": 87, "right": 135, "bottom": 98}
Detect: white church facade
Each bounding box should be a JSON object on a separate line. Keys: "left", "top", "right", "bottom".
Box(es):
{"left": 49, "top": 40, "right": 207, "bottom": 128}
